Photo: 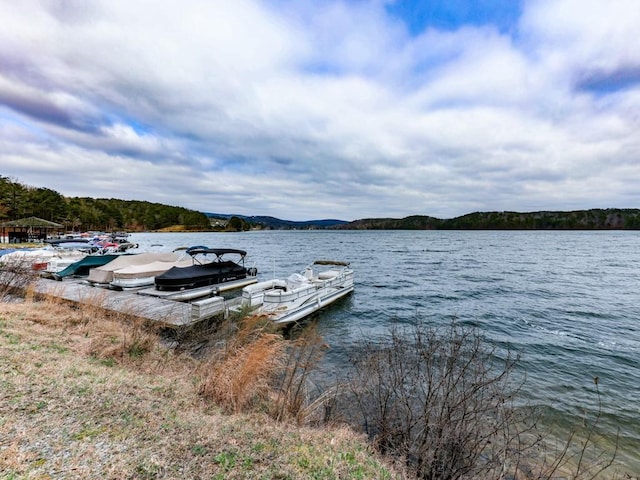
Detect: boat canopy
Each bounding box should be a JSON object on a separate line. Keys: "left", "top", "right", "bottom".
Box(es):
{"left": 187, "top": 248, "right": 247, "bottom": 258}
{"left": 313, "top": 260, "right": 350, "bottom": 266}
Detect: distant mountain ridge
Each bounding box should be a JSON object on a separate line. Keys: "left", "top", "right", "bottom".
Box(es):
{"left": 205, "top": 213, "right": 349, "bottom": 229}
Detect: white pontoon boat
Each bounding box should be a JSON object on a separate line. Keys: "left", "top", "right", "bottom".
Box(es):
{"left": 240, "top": 260, "right": 354, "bottom": 325}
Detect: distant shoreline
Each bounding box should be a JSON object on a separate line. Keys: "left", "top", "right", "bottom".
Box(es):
{"left": 334, "top": 208, "right": 640, "bottom": 231}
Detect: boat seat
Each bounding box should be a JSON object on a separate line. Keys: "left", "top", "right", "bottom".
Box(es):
{"left": 318, "top": 270, "right": 339, "bottom": 280}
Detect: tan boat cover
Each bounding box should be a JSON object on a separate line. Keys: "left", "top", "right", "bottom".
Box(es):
{"left": 87, "top": 252, "right": 185, "bottom": 284}
{"left": 111, "top": 257, "right": 193, "bottom": 280}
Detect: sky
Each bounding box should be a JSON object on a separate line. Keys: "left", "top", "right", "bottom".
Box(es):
{"left": 1, "top": 0, "right": 639, "bottom": 221}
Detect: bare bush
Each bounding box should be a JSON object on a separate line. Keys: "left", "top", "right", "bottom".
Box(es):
{"left": 0, "top": 261, "right": 36, "bottom": 300}
{"left": 343, "top": 320, "right": 525, "bottom": 479}
{"left": 342, "top": 320, "right": 618, "bottom": 480}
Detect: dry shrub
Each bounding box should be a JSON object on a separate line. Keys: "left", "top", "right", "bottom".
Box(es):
{"left": 199, "top": 314, "right": 287, "bottom": 413}
{"left": 344, "top": 321, "right": 527, "bottom": 479}
{"left": 23, "top": 281, "right": 39, "bottom": 302}
{"left": 197, "top": 316, "right": 334, "bottom": 425}
{"left": 0, "top": 264, "right": 36, "bottom": 300}
{"left": 233, "top": 312, "right": 276, "bottom": 345}
{"left": 343, "top": 321, "right": 621, "bottom": 480}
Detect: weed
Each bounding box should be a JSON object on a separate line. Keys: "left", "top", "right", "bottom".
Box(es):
{"left": 252, "top": 442, "right": 266, "bottom": 453}
{"left": 134, "top": 461, "right": 162, "bottom": 479}
{"left": 100, "top": 358, "right": 116, "bottom": 367}
{"left": 4, "top": 332, "right": 20, "bottom": 344}
{"left": 72, "top": 426, "right": 107, "bottom": 441}
{"left": 73, "top": 385, "right": 92, "bottom": 396}
{"left": 214, "top": 450, "right": 237, "bottom": 471}
{"left": 191, "top": 444, "right": 207, "bottom": 456}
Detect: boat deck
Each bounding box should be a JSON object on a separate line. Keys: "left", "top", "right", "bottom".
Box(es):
{"left": 12, "top": 276, "right": 228, "bottom": 327}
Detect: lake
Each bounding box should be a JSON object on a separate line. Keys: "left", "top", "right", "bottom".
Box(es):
{"left": 129, "top": 229, "right": 640, "bottom": 474}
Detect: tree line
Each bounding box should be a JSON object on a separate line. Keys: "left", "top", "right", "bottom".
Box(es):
{"left": 339, "top": 209, "right": 640, "bottom": 230}
{"left": 0, "top": 176, "right": 211, "bottom": 232}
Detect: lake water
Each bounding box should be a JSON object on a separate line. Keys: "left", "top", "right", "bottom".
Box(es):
{"left": 129, "top": 230, "right": 640, "bottom": 474}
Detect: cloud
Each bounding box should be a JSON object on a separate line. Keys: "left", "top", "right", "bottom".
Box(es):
{"left": 0, "top": 0, "right": 639, "bottom": 220}
{"left": 520, "top": 0, "right": 640, "bottom": 89}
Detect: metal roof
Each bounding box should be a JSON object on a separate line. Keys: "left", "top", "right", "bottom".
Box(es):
{"left": 0, "top": 216, "right": 64, "bottom": 228}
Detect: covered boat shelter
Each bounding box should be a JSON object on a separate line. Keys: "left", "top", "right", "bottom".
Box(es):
{"left": 0, "top": 216, "right": 64, "bottom": 243}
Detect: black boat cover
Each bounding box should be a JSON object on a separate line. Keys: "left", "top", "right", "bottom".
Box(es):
{"left": 154, "top": 249, "right": 250, "bottom": 291}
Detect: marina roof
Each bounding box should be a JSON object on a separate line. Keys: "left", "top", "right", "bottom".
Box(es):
{"left": 0, "top": 216, "right": 64, "bottom": 228}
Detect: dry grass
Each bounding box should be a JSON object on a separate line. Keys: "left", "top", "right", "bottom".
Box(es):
{"left": 153, "top": 225, "right": 188, "bottom": 232}
{"left": 196, "top": 314, "right": 333, "bottom": 424}
{"left": 199, "top": 329, "right": 286, "bottom": 413}
{"left": 0, "top": 296, "right": 404, "bottom": 479}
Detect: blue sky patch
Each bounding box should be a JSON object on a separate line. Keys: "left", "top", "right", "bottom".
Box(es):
{"left": 386, "top": 0, "right": 523, "bottom": 35}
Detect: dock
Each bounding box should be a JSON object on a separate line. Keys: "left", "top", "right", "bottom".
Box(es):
{"left": 7, "top": 275, "right": 233, "bottom": 327}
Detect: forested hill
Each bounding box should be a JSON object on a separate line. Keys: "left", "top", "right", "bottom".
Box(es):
{"left": 338, "top": 209, "right": 640, "bottom": 230}
{"left": 0, "top": 176, "right": 211, "bottom": 231}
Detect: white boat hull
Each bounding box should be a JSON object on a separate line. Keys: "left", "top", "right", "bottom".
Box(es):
{"left": 271, "top": 283, "right": 353, "bottom": 324}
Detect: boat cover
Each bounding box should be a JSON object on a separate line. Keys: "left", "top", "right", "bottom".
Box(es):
{"left": 54, "top": 254, "right": 122, "bottom": 279}
{"left": 155, "top": 260, "right": 248, "bottom": 291}
{"left": 111, "top": 257, "right": 193, "bottom": 280}
{"left": 87, "top": 252, "right": 183, "bottom": 284}
{"left": 45, "top": 239, "right": 90, "bottom": 247}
